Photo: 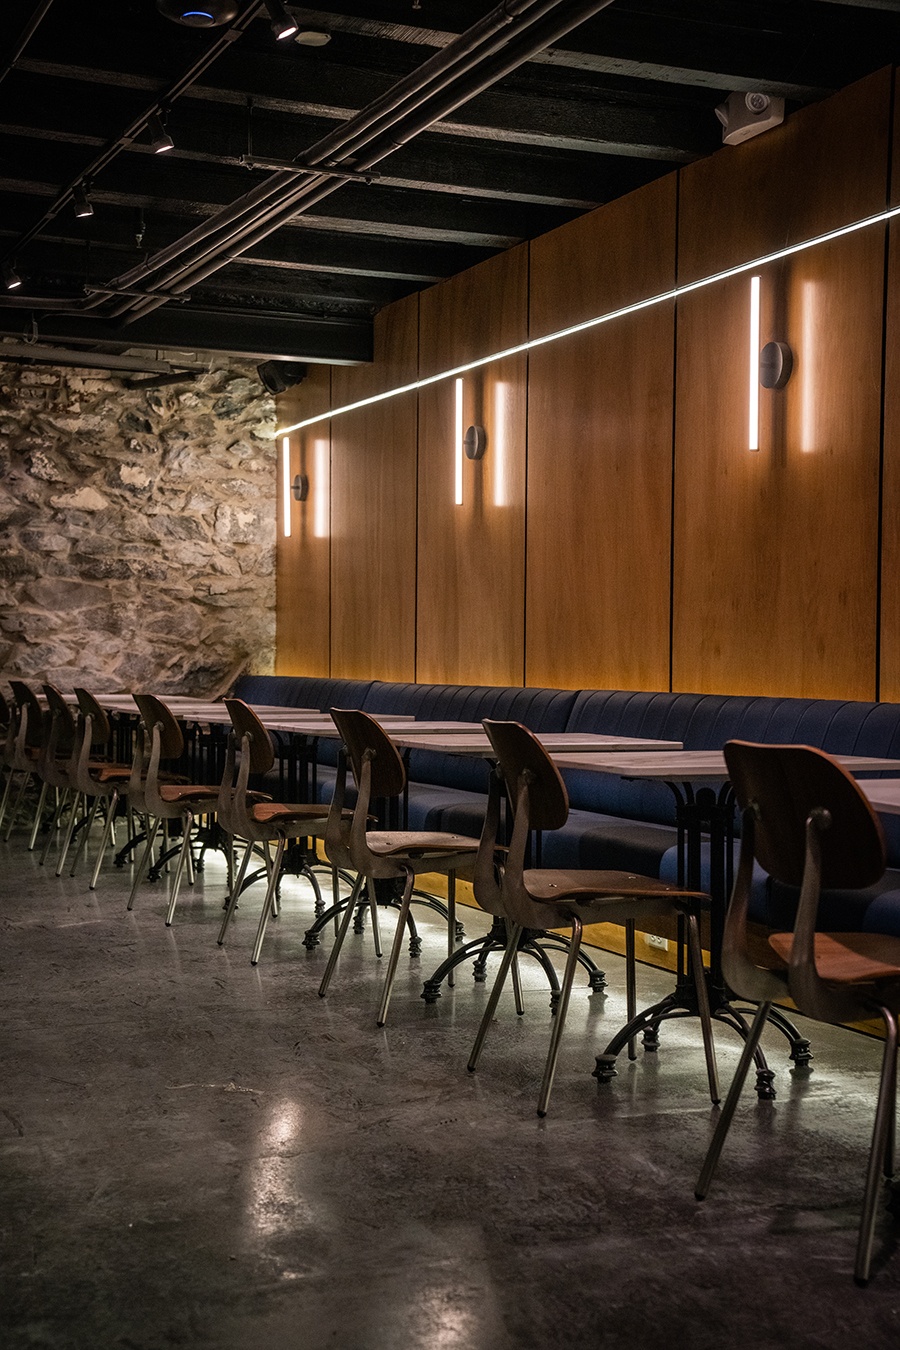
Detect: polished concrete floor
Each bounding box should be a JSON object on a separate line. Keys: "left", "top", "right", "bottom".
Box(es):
{"left": 3, "top": 818, "right": 900, "bottom": 1350}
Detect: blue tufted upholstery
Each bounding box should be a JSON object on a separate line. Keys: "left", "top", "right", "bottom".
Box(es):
{"left": 228, "top": 674, "right": 900, "bottom": 938}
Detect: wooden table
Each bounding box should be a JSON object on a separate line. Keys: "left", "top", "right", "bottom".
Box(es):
{"left": 389, "top": 730, "right": 682, "bottom": 755}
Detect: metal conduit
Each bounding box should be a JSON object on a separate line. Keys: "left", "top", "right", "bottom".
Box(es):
{"left": 104, "top": 0, "right": 558, "bottom": 313}
{"left": 0, "top": 0, "right": 267, "bottom": 278}
{"left": 116, "top": 0, "right": 617, "bottom": 323}
{"left": 0, "top": 0, "right": 56, "bottom": 88}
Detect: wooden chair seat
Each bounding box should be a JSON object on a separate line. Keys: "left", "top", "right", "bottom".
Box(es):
{"left": 523, "top": 868, "right": 708, "bottom": 905}
{"left": 769, "top": 930, "right": 900, "bottom": 986}
{"left": 249, "top": 800, "right": 330, "bottom": 826}
{"left": 365, "top": 829, "right": 479, "bottom": 858}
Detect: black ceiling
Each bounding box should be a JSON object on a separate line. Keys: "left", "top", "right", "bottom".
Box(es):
{"left": 1, "top": 0, "right": 899, "bottom": 374}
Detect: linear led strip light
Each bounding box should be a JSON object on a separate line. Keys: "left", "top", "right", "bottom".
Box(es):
{"left": 281, "top": 435, "right": 292, "bottom": 537}
{"left": 277, "top": 202, "right": 900, "bottom": 438}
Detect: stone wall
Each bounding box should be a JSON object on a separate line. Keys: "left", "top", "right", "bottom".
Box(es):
{"left": 0, "top": 357, "right": 276, "bottom": 696}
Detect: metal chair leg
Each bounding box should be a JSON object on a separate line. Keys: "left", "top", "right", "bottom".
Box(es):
{"left": 446, "top": 873, "right": 456, "bottom": 989}
{"left": 4, "top": 771, "right": 32, "bottom": 840}
{"left": 319, "top": 873, "right": 366, "bottom": 996}
{"left": 625, "top": 919, "right": 637, "bottom": 1060}
{"left": 127, "top": 815, "right": 161, "bottom": 910}
{"left": 28, "top": 780, "right": 49, "bottom": 850}
{"left": 685, "top": 911, "right": 721, "bottom": 1105}
{"left": 164, "top": 811, "right": 194, "bottom": 926}
{"left": 40, "top": 788, "right": 69, "bottom": 866}
{"left": 250, "top": 837, "right": 286, "bottom": 963}
{"left": 510, "top": 948, "right": 525, "bottom": 1015}
{"left": 218, "top": 839, "right": 254, "bottom": 944}
{"left": 695, "top": 1000, "right": 770, "bottom": 1201}
{"left": 468, "top": 922, "right": 524, "bottom": 1072}
{"left": 854, "top": 1007, "right": 899, "bottom": 1286}
{"left": 69, "top": 795, "right": 100, "bottom": 875}
{"left": 0, "top": 764, "right": 16, "bottom": 832}
{"left": 56, "top": 791, "right": 83, "bottom": 875}
{"left": 89, "top": 789, "right": 120, "bottom": 890}
{"left": 537, "top": 918, "right": 584, "bottom": 1117}
{"left": 376, "top": 868, "right": 415, "bottom": 1027}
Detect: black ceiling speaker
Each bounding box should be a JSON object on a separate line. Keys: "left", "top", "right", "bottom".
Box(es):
{"left": 257, "top": 361, "right": 308, "bottom": 394}
{"left": 156, "top": 0, "right": 239, "bottom": 27}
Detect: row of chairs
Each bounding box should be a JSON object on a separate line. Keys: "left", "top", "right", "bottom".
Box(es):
{"left": 3, "top": 685, "right": 900, "bottom": 1282}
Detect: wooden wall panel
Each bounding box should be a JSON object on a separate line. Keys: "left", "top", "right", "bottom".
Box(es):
{"left": 526, "top": 178, "right": 677, "bottom": 690}
{"left": 878, "top": 83, "right": 900, "bottom": 700}
{"left": 275, "top": 365, "right": 331, "bottom": 675}
{"left": 673, "top": 70, "right": 891, "bottom": 697}
{"left": 678, "top": 68, "right": 892, "bottom": 283}
{"left": 330, "top": 296, "right": 419, "bottom": 681}
{"left": 416, "top": 247, "right": 527, "bottom": 685}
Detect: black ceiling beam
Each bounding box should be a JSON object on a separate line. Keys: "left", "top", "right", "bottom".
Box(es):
{"left": 8, "top": 56, "right": 716, "bottom": 161}
{"left": 0, "top": 301, "right": 373, "bottom": 365}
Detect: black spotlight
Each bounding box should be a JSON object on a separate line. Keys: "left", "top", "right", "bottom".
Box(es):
{"left": 257, "top": 361, "right": 308, "bottom": 394}
{"left": 156, "top": 0, "right": 239, "bottom": 27}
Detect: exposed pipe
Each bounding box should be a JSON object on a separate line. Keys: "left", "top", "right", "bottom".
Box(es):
{"left": 104, "top": 0, "right": 558, "bottom": 311}
{"left": 115, "top": 0, "right": 617, "bottom": 322}
{"left": 0, "top": 0, "right": 55, "bottom": 88}
{"left": 0, "top": 0, "right": 267, "bottom": 271}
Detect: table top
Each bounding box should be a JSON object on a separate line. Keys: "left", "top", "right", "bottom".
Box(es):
{"left": 857, "top": 779, "right": 900, "bottom": 815}
{"left": 549, "top": 748, "right": 900, "bottom": 780}
{"left": 87, "top": 696, "right": 410, "bottom": 728}
{"left": 387, "top": 730, "right": 683, "bottom": 756}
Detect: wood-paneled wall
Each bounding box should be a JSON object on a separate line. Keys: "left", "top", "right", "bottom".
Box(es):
{"left": 275, "top": 363, "right": 331, "bottom": 675}
{"left": 277, "top": 68, "right": 900, "bottom": 702}
{"left": 330, "top": 296, "right": 419, "bottom": 681}
{"left": 527, "top": 177, "right": 676, "bottom": 690}
{"left": 416, "top": 246, "right": 528, "bottom": 685}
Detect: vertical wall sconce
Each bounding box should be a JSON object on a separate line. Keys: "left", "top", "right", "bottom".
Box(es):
{"left": 800, "top": 280, "right": 816, "bottom": 452}
{"left": 748, "top": 275, "right": 761, "bottom": 451}
{"left": 454, "top": 377, "right": 464, "bottom": 506}
{"left": 493, "top": 381, "right": 507, "bottom": 507}
{"left": 453, "top": 376, "right": 487, "bottom": 505}
{"left": 281, "top": 435, "right": 293, "bottom": 538}
{"left": 748, "top": 274, "right": 794, "bottom": 452}
{"left": 314, "top": 438, "right": 329, "bottom": 538}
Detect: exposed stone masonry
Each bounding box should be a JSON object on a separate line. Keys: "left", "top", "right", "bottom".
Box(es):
{"left": 0, "top": 357, "right": 276, "bottom": 696}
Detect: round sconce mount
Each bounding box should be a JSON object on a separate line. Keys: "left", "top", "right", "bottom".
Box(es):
{"left": 464, "top": 425, "right": 487, "bottom": 460}
{"left": 291, "top": 473, "right": 309, "bottom": 502}
{"left": 760, "top": 340, "right": 793, "bottom": 390}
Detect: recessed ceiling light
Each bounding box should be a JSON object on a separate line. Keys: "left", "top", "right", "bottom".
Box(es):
{"left": 295, "top": 30, "right": 330, "bottom": 46}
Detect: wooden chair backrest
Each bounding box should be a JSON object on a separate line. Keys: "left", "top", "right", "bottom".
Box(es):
{"left": 482, "top": 719, "right": 569, "bottom": 833}
{"left": 225, "top": 698, "right": 276, "bottom": 775}
{"left": 723, "top": 740, "right": 886, "bottom": 890}
{"left": 329, "top": 708, "right": 406, "bottom": 799}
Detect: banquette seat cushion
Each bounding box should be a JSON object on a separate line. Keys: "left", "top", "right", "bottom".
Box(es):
{"left": 229, "top": 674, "right": 900, "bottom": 937}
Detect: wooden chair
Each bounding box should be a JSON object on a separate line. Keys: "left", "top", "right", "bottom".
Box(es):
{"left": 67, "top": 688, "right": 135, "bottom": 887}
{"left": 468, "top": 719, "right": 719, "bottom": 1116}
{"left": 2, "top": 680, "right": 47, "bottom": 840}
{"left": 126, "top": 694, "right": 220, "bottom": 924}
{"left": 34, "top": 683, "right": 79, "bottom": 865}
{"left": 695, "top": 740, "right": 900, "bottom": 1285}
{"left": 319, "top": 708, "right": 480, "bottom": 1027}
{"left": 216, "top": 698, "right": 343, "bottom": 963}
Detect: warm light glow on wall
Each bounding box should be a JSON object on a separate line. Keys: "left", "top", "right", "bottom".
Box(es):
{"left": 454, "top": 377, "right": 464, "bottom": 506}
{"left": 493, "top": 380, "right": 508, "bottom": 507}
{"left": 281, "top": 435, "right": 292, "bottom": 537}
{"left": 801, "top": 279, "right": 816, "bottom": 452}
{"left": 314, "top": 438, "right": 329, "bottom": 538}
{"left": 749, "top": 276, "right": 761, "bottom": 451}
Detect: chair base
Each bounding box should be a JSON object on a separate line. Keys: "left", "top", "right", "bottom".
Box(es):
{"left": 420, "top": 917, "right": 607, "bottom": 1007}
{"left": 593, "top": 983, "right": 811, "bottom": 1099}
